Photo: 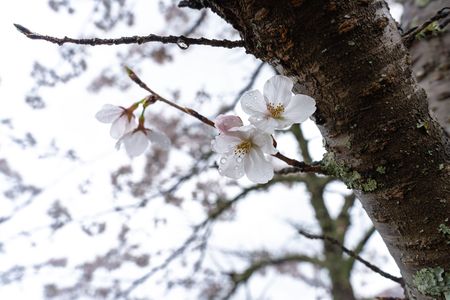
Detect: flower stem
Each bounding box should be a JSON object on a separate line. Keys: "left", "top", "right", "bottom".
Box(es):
{"left": 125, "top": 66, "right": 215, "bottom": 127}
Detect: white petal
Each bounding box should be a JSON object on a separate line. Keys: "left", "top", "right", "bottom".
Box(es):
{"left": 240, "top": 90, "right": 267, "bottom": 116}
{"left": 110, "top": 115, "right": 130, "bottom": 139}
{"left": 263, "top": 75, "right": 293, "bottom": 106}
{"left": 147, "top": 130, "right": 171, "bottom": 150}
{"left": 95, "top": 104, "right": 123, "bottom": 123}
{"left": 284, "top": 94, "right": 316, "bottom": 123}
{"left": 244, "top": 148, "right": 274, "bottom": 184}
{"left": 218, "top": 154, "right": 245, "bottom": 179}
{"left": 212, "top": 134, "right": 242, "bottom": 154}
{"left": 249, "top": 116, "right": 278, "bottom": 134}
{"left": 274, "top": 118, "right": 295, "bottom": 131}
{"left": 115, "top": 135, "right": 126, "bottom": 150}
{"left": 124, "top": 116, "right": 137, "bottom": 134}
{"left": 252, "top": 132, "right": 277, "bottom": 155}
{"left": 123, "top": 131, "right": 148, "bottom": 157}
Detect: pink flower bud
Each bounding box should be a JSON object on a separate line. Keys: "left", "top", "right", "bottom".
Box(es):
{"left": 214, "top": 114, "right": 243, "bottom": 133}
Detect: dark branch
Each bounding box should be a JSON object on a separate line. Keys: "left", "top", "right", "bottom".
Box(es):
{"left": 14, "top": 23, "right": 244, "bottom": 49}
{"left": 178, "top": 0, "right": 207, "bottom": 10}
{"left": 402, "top": 7, "right": 450, "bottom": 47}
{"left": 347, "top": 226, "right": 377, "bottom": 270}
{"left": 273, "top": 153, "right": 324, "bottom": 174}
{"left": 222, "top": 254, "right": 324, "bottom": 300}
{"left": 298, "top": 229, "right": 404, "bottom": 286}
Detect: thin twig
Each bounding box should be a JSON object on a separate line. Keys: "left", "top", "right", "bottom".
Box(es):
{"left": 402, "top": 7, "right": 450, "bottom": 47}
{"left": 125, "top": 67, "right": 215, "bottom": 127}
{"left": 13, "top": 23, "right": 244, "bottom": 49}
{"left": 222, "top": 254, "right": 324, "bottom": 300}
{"left": 273, "top": 153, "right": 324, "bottom": 174}
{"left": 125, "top": 67, "right": 325, "bottom": 174}
{"left": 298, "top": 229, "right": 404, "bottom": 286}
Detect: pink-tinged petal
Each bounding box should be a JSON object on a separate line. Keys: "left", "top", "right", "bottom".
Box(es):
{"left": 215, "top": 115, "right": 243, "bottom": 133}
{"left": 147, "top": 130, "right": 171, "bottom": 150}
{"left": 110, "top": 115, "right": 129, "bottom": 139}
{"left": 249, "top": 116, "right": 278, "bottom": 134}
{"left": 240, "top": 90, "right": 267, "bottom": 116}
{"left": 263, "top": 75, "right": 293, "bottom": 106}
{"left": 244, "top": 148, "right": 274, "bottom": 184}
{"left": 218, "top": 154, "right": 245, "bottom": 179}
{"left": 252, "top": 132, "right": 277, "bottom": 155}
{"left": 284, "top": 94, "right": 316, "bottom": 123}
{"left": 95, "top": 104, "right": 123, "bottom": 123}
{"left": 123, "top": 131, "right": 148, "bottom": 157}
{"left": 212, "top": 134, "right": 241, "bottom": 154}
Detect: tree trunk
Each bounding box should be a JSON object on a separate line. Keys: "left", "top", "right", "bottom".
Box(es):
{"left": 401, "top": 0, "right": 450, "bottom": 135}
{"left": 201, "top": 1, "right": 450, "bottom": 299}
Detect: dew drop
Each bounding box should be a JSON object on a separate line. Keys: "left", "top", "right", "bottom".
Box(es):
{"left": 176, "top": 38, "right": 189, "bottom": 50}
{"left": 220, "top": 157, "right": 227, "bottom": 164}
{"left": 236, "top": 157, "right": 243, "bottom": 163}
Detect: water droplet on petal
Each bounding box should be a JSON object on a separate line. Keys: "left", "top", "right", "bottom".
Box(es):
{"left": 176, "top": 38, "right": 189, "bottom": 50}
{"left": 220, "top": 157, "right": 227, "bottom": 164}
{"left": 236, "top": 157, "right": 243, "bottom": 163}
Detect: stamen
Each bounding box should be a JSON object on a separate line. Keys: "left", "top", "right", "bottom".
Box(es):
{"left": 234, "top": 140, "right": 252, "bottom": 156}
{"left": 266, "top": 103, "right": 285, "bottom": 119}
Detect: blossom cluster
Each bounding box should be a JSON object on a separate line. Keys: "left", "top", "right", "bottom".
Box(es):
{"left": 95, "top": 75, "right": 316, "bottom": 184}
{"left": 211, "top": 75, "right": 316, "bottom": 183}
{"left": 95, "top": 101, "right": 170, "bottom": 157}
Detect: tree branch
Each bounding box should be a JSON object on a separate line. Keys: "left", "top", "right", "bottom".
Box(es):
{"left": 347, "top": 226, "right": 377, "bottom": 270}
{"left": 178, "top": 0, "right": 207, "bottom": 10}
{"left": 13, "top": 23, "right": 244, "bottom": 49}
{"left": 402, "top": 6, "right": 450, "bottom": 47}
{"left": 298, "top": 229, "right": 404, "bottom": 286}
{"left": 222, "top": 253, "right": 325, "bottom": 300}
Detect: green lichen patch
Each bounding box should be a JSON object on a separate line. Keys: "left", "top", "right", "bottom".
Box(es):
{"left": 413, "top": 267, "right": 450, "bottom": 298}
{"left": 321, "top": 152, "right": 377, "bottom": 192}
{"left": 416, "top": 119, "right": 431, "bottom": 134}
{"left": 416, "top": 21, "right": 444, "bottom": 40}
{"left": 415, "top": 0, "right": 430, "bottom": 8}
{"left": 439, "top": 224, "right": 450, "bottom": 244}
{"left": 376, "top": 166, "right": 386, "bottom": 174}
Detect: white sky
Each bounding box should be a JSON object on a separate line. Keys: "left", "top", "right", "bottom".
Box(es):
{"left": 0, "top": 1, "right": 403, "bottom": 299}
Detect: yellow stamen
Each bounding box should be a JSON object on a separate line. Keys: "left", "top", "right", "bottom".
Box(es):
{"left": 266, "top": 103, "right": 285, "bottom": 119}
{"left": 234, "top": 140, "right": 252, "bottom": 156}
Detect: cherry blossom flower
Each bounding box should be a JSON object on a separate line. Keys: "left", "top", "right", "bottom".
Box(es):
{"left": 240, "top": 75, "right": 316, "bottom": 133}
{"left": 95, "top": 104, "right": 137, "bottom": 139}
{"left": 212, "top": 125, "right": 276, "bottom": 184}
{"left": 214, "top": 114, "right": 243, "bottom": 134}
{"left": 115, "top": 124, "right": 170, "bottom": 157}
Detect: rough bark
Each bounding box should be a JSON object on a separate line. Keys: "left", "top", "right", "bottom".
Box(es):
{"left": 201, "top": 1, "right": 450, "bottom": 299}
{"left": 401, "top": 0, "right": 450, "bottom": 135}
